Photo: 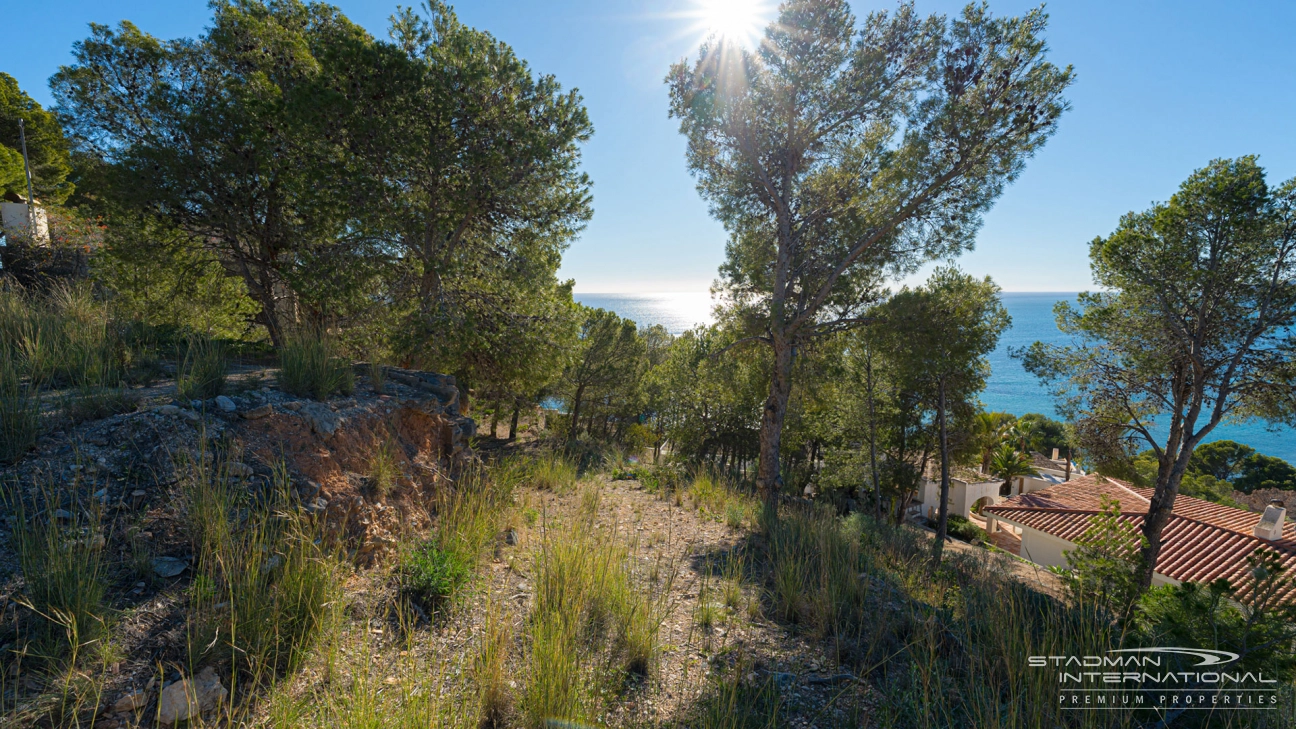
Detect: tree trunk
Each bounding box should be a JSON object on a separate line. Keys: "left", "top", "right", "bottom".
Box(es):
{"left": 568, "top": 384, "right": 586, "bottom": 441}
{"left": 490, "top": 396, "right": 502, "bottom": 438}
{"left": 757, "top": 338, "right": 795, "bottom": 506}
{"left": 930, "top": 378, "right": 951, "bottom": 569}
{"left": 508, "top": 402, "right": 520, "bottom": 441}
{"left": 1136, "top": 444, "right": 1195, "bottom": 590}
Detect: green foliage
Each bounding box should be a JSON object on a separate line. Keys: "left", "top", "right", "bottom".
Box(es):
{"left": 0, "top": 72, "right": 73, "bottom": 203}
{"left": 945, "top": 514, "right": 987, "bottom": 544}
{"left": 1060, "top": 496, "right": 1146, "bottom": 620}
{"left": 562, "top": 307, "right": 647, "bottom": 441}
{"left": 278, "top": 330, "right": 354, "bottom": 400}
{"left": 1136, "top": 548, "right": 1296, "bottom": 681}
{"left": 1234, "top": 452, "right": 1296, "bottom": 493}
{"left": 401, "top": 543, "right": 473, "bottom": 612}
{"left": 1022, "top": 157, "right": 1296, "bottom": 590}
{"left": 669, "top": 0, "right": 1071, "bottom": 496}
{"left": 989, "top": 442, "right": 1037, "bottom": 496}
{"left": 175, "top": 335, "right": 228, "bottom": 401}
{"left": 91, "top": 220, "right": 260, "bottom": 340}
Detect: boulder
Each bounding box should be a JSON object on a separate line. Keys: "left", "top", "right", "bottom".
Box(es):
{"left": 158, "top": 667, "right": 227, "bottom": 725}
{"left": 214, "top": 396, "right": 237, "bottom": 413}
{"left": 298, "top": 401, "right": 342, "bottom": 437}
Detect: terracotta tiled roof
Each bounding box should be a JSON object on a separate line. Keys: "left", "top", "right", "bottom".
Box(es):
{"left": 984, "top": 475, "right": 1296, "bottom": 601}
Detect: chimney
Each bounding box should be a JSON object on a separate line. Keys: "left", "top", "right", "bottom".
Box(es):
{"left": 1255, "top": 499, "right": 1287, "bottom": 541}
{"left": 1051, "top": 448, "right": 1060, "bottom": 461}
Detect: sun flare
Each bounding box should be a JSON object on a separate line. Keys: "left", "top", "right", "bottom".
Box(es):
{"left": 692, "top": 0, "right": 772, "bottom": 48}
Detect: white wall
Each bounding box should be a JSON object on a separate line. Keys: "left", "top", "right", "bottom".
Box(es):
{"left": 1015, "top": 523, "right": 1180, "bottom": 586}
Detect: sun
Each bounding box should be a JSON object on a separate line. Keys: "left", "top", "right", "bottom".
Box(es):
{"left": 691, "top": 0, "right": 772, "bottom": 48}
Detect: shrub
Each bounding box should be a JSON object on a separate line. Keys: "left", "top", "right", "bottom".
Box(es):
{"left": 176, "top": 335, "right": 227, "bottom": 401}
{"left": 946, "top": 514, "right": 988, "bottom": 544}
{"left": 278, "top": 330, "right": 354, "bottom": 400}
{"left": 401, "top": 543, "right": 473, "bottom": 612}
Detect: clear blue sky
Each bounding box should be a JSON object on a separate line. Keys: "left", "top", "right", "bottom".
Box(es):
{"left": 6, "top": 1, "right": 1295, "bottom": 293}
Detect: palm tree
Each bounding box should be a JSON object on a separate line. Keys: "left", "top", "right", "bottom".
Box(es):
{"left": 973, "top": 412, "right": 1017, "bottom": 474}
{"left": 991, "top": 443, "right": 1039, "bottom": 497}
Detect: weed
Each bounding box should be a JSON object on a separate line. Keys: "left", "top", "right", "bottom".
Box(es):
{"left": 522, "top": 507, "right": 539, "bottom": 527}
{"left": 278, "top": 329, "right": 354, "bottom": 400}
{"left": 724, "top": 500, "right": 747, "bottom": 530}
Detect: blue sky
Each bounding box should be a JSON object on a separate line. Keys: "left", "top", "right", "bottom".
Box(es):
{"left": 6, "top": 1, "right": 1295, "bottom": 293}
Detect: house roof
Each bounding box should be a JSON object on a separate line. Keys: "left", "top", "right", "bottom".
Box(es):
{"left": 984, "top": 474, "right": 1296, "bottom": 601}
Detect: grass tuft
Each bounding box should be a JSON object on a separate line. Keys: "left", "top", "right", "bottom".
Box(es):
{"left": 176, "top": 335, "right": 228, "bottom": 401}
{"left": 278, "top": 329, "right": 354, "bottom": 400}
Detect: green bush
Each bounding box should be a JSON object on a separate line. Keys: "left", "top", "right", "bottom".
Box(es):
{"left": 401, "top": 542, "right": 473, "bottom": 611}
{"left": 946, "top": 514, "right": 988, "bottom": 543}
{"left": 176, "top": 335, "right": 228, "bottom": 400}
{"left": 278, "top": 330, "right": 354, "bottom": 400}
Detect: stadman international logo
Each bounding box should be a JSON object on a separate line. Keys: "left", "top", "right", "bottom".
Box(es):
{"left": 1030, "top": 647, "right": 1279, "bottom": 710}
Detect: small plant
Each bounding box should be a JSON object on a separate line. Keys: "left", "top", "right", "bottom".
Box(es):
{"left": 176, "top": 335, "right": 228, "bottom": 401}
{"left": 724, "top": 500, "right": 747, "bottom": 530}
{"left": 368, "top": 439, "right": 400, "bottom": 497}
{"left": 278, "top": 329, "right": 354, "bottom": 400}
{"left": 522, "top": 507, "right": 539, "bottom": 527}
{"left": 946, "top": 514, "right": 988, "bottom": 544}
{"left": 401, "top": 542, "right": 473, "bottom": 612}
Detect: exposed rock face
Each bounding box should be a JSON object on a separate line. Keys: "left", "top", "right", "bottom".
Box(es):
{"left": 158, "top": 666, "right": 227, "bottom": 724}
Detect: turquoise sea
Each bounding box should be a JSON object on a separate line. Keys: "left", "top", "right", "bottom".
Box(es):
{"left": 575, "top": 292, "right": 1295, "bottom": 463}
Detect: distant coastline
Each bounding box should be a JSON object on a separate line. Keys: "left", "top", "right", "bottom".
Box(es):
{"left": 576, "top": 291, "right": 1296, "bottom": 463}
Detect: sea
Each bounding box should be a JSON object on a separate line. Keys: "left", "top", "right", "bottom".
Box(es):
{"left": 574, "top": 292, "right": 1296, "bottom": 464}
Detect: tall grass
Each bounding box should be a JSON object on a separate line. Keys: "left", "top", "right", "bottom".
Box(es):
{"left": 400, "top": 464, "right": 513, "bottom": 611}
{"left": 0, "top": 348, "right": 41, "bottom": 463}
{"left": 179, "top": 447, "right": 341, "bottom": 684}
{"left": 523, "top": 506, "right": 672, "bottom": 726}
{"left": 176, "top": 335, "right": 228, "bottom": 401}
{"left": 278, "top": 329, "right": 354, "bottom": 400}
{"left": 2, "top": 479, "right": 107, "bottom": 664}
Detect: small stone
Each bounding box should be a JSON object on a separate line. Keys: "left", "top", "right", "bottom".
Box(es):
{"left": 242, "top": 404, "right": 273, "bottom": 420}
{"left": 113, "top": 690, "right": 149, "bottom": 713}
{"left": 214, "top": 396, "right": 236, "bottom": 413}
{"left": 53, "top": 509, "right": 74, "bottom": 521}
{"left": 227, "top": 462, "right": 253, "bottom": 478}
{"left": 158, "top": 405, "right": 180, "bottom": 417}
{"left": 772, "top": 672, "right": 796, "bottom": 690}
{"left": 152, "top": 556, "right": 188, "bottom": 578}
{"left": 283, "top": 401, "right": 302, "bottom": 412}
{"left": 189, "top": 400, "right": 202, "bottom": 409}
{"left": 157, "top": 666, "right": 226, "bottom": 725}
{"left": 304, "top": 497, "right": 329, "bottom": 515}
{"left": 503, "top": 529, "right": 518, "bottom": 546}
{"left": 179, "top": 409, "right": 201, "bottom": 423}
